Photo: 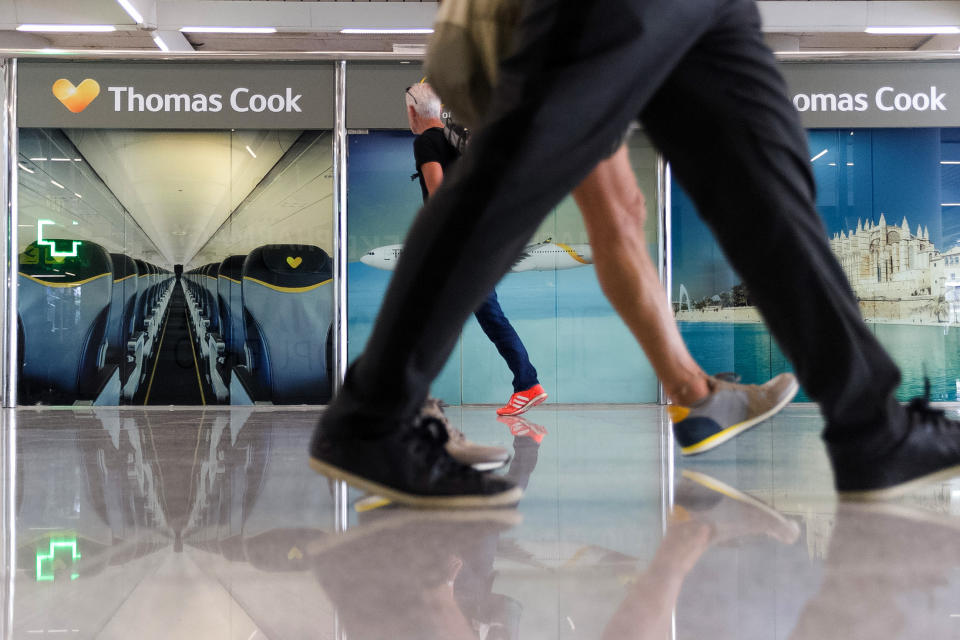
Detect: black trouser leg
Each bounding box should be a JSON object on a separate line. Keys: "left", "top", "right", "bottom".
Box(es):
{"left": 638, "top": 0, "right": 903, "bottom": 445}
{"left": 321, "top": 0, "right": 903, "bottom": 446}
{"left": 320, "top": 0, "right": 722, "bottom": 437}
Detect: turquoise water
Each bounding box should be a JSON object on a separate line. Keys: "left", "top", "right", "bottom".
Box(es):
{"left": 348, "top": 259, "right": 959, "bottom": 404}
{"left": 348, "top": 263, "right": 659, "bottom": 405}
{"left": 680, "top": 322, "right": 960, "bottom": 402}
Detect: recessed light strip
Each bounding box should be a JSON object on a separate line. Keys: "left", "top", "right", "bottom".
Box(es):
{"left": 17, "top": 24, "right": 116, "bottom": 32}
{"left": 340, "top": 28, "right": 434, "bottom": 34}
{"left": 180, "top": 26, "right": 277, "bottom": 34}
{"left": 152, "top": 34, "right": 170, "bottom": 52}
{"left": 865, "top": 26, "right": 960, "bottom": 34}
{"left": 116, "top": 0, "right": 144, "bottom": 25}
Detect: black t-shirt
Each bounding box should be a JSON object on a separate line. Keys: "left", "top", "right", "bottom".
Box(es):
{"left": 413, "top": 127, "right": 460, "bottom": 202}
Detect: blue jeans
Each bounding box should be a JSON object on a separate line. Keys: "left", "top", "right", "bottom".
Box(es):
{"left": 474, "top": 290, "right": 539, "bottom": 393}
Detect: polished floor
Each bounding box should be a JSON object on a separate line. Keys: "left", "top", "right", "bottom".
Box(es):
{"left": 3, "top": 404, "right": 960, "bottom": 639}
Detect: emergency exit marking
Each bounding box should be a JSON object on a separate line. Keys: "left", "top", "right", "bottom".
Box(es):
{"left": 37, "top": 220, "right": 82, "bottom": 257}
{"left": 36, "top": 537, "right": 81, "bottom": 582}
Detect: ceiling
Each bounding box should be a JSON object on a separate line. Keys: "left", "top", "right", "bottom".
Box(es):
{"left": 0, "top": 1, "right": 959, "bottom": 54}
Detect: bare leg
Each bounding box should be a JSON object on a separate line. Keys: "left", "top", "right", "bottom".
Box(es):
{"left": 573, "top": 145, "right": 709, "bottom": 405}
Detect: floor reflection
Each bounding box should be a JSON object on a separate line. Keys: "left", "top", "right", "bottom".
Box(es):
{"left": 5, "top": 405, "right": 960, "bottom": 639}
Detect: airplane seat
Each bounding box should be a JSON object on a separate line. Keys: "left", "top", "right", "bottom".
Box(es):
{"left": 132, "top": 259, "right": 152, "bottom": 333}
{"left": 232, "top": 244, "right": 333, "bottom": 404}
{"left": 105, "top": 253, "right": 139, "bottom": 364}
{"left": 218, "top": 255, "right": 247, "bottom": 368}
{"left": 204, "top": 263, "right": 221, "bottom": 333}
{"left": 18, "top": 239, "right": 120, "bottom": 405}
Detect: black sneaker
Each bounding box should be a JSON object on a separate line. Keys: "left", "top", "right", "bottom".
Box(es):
{"left": 309, "top": 415, "right": 523, "bottom": 509}
{"left": 831, "top": 384, "right": 960, "bottom": 500}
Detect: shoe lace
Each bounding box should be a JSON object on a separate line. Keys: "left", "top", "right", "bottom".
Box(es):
{"left": 402, "top": 417, "right": 475, "bottom": 477}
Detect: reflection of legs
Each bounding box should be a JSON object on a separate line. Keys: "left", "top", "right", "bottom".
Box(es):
{"left": 474, "top": 291, "right": 540, "bottom": 392}
{"left": 602, "top": 471, "right": 798, "bottom": 640}
{"left": 573, "top": 146, "right": 708, "bottom": 406}
{"left": 602, "top": 519, "right": 712, "bottom": 640}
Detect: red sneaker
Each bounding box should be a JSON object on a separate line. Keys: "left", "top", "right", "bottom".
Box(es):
{"left": 496, "top": 384, "right": 548, "bottom": 416}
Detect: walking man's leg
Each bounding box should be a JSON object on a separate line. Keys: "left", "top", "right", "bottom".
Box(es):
{"left": 574, "top": 145, "right": 798, "bottom": 454}
{"left": 639, "top": 0, "right": 960, "bottom": 497}
{"left": 312, "top": 0, "right": 726, "bottom": 506}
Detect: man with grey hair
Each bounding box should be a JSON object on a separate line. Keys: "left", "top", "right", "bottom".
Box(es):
{"left": 405, "top": 81, "right": 547, "bottom": 418}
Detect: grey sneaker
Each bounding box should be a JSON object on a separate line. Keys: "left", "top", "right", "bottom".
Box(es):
{"left": 421, "top": 398, "right": 511, "bottom": 471}
{"left": 669, "top": 372, "right": 799, "bottom": 455}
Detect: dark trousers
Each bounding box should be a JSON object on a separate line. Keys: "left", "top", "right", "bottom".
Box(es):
{"left": 474, "top": 290, "right": 539, "bottom": 393}
{"left": 323, "top": 0, "right": 904, "bottom": 447}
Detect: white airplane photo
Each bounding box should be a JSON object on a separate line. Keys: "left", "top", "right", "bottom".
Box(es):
{"left": 360, "top": 238, "right": 593, "bottom": 272}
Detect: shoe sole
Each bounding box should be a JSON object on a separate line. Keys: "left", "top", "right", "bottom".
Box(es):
{"left": 496, "top": 392, "right": 548, "bottom": 417}
{"left": 356, "top": 459, "right": 509, "bottom": 512}
{"left": 680, "top": 379, "right": 799, "bottom": 456}
{"left": 838, "top": 463, "right": 960, "bottom": 501}
{"left": 309, "top": 456, "right": 524, "bottom": 509}
{"left": 681, "top": 470, "right": 800, "bottom": 543}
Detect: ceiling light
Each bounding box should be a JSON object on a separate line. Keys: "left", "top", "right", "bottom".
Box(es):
{"left": 810, "top": 149, "right": 828, "bottom": 162}
{"left": 180, "top": 26, "right": 277, "bottom": 34}
{"left": 17, "top": 163, "right": 34, "bottom": 174}
{"left": 74, "top": 193, "right": 82, "bottom": 199}
{"left": 29, "top": 157, "right": 47, "bottom": 162}
{"left": 50, "top": 158, "right": 71, "bottom": 162}
{"left": 340, "top": 28, "right": 434, "bottom": 35}
{"left": 152, "top": 34, "right": 170, "bottom": 52}
{"left": 116, "top": 0, "right": 144, "bottom": 24}
{"left": 71, "top": 221, "right": 78, "bottom": 225}
{"left": 943, "top": 203, "right": 960, "bottom": 206}
{"left": 865, "top": 26, "right": 960, "bottom": 34}
{"left": 18, "top": 24, "right": 117, "bottom": 32}
{"left": 847, "top": 162, "right": 855, "bottom": 166}
{"left": 942, "top": 161, "right": 960, "bottom": 165}
{"left": 245, "top": 145, "right": 257, "bottom": 159}
{"left": 50, "top": 180, "right": 65, "bottom": 189}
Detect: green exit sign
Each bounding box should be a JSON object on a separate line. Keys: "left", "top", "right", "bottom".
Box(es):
{"left": 36, "top": 538, "right": 80, "bottom": 582}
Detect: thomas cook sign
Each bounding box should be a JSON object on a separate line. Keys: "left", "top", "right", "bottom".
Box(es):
{"left": 779, "top": 60, "right": 960, "bottom": 128}
{"left": 19, "top": 62, "right": 334, "bottom": 129}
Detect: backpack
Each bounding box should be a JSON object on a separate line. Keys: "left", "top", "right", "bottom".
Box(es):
{"left": 441, "top": 111, "right": 471, "bottom": 154}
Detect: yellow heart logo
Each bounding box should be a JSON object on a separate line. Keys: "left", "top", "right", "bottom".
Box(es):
{"left": 286, "top": 256, "right": 302, "bottom": 269}
{"left": 287, "top": 546, "right": 303, "bottom": 560}
{"left": 51, "top": 78, "right": 100, "bottom": 113}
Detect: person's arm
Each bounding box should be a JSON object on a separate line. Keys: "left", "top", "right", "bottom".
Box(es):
{"left": 421, "top": 161, "right": 445, "bottom": 195}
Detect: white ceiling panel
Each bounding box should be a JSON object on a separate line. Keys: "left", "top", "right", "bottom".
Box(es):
{"left": 64, "top": 129, "right": 300, "bottom": 263}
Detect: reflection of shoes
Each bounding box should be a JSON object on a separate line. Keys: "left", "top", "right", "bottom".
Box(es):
{"left": 422, "top": 398, "right": 510, "bottom": 471}
{"left": 674, "top": 470, "right": 800, "bottom": 544}
{"left": 497, "top": 416, "right": 548, "bottom": 444}
{"left": 309, "top": 510, "right": 520, "bottom": 640}
{"left": 309, "top": 416, "right": 522, "bottom": 509}
{"left": 832, "top": 386, "right": 960, "bottom": 500}
{"left": 669, "top": 372, "right": 798, "bottom": 455}
{"left": 496, "top": 384, "right": 548, "bottom": 416}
